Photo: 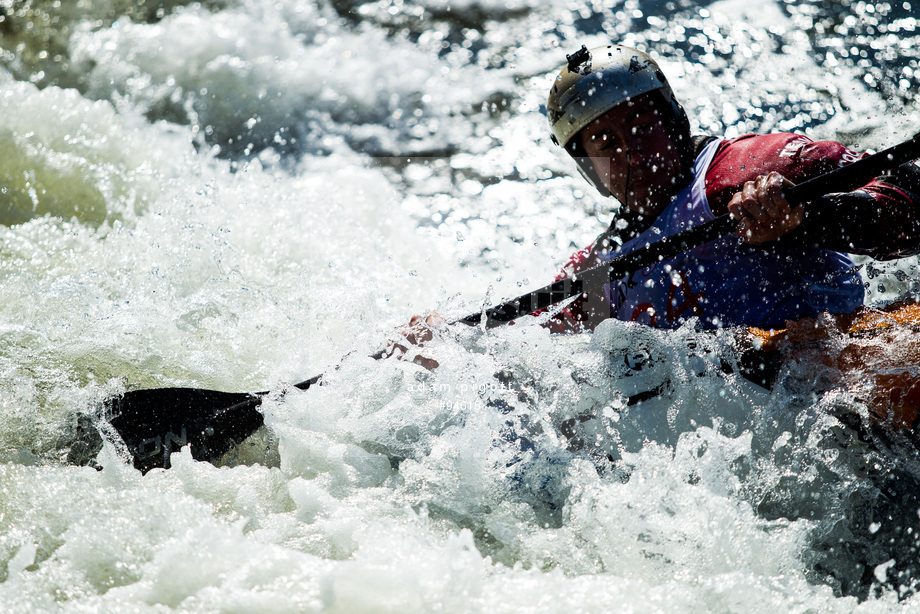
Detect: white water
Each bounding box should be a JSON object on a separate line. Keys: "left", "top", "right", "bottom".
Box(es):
{"left": 1, "top": 0, "right": 919, "bottom": 610}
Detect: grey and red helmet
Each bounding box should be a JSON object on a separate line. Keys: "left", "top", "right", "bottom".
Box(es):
{"left": 547, "top": 44, "right": 692, "bottom": 196}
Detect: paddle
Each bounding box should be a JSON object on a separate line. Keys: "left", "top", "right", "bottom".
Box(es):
{"left": 107, "top": 130, "right": 920, "bottom": 473}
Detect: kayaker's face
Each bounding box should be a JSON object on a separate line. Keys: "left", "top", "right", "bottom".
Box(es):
{"left": 578, "top": 96, "right": 682, "bottom": 217}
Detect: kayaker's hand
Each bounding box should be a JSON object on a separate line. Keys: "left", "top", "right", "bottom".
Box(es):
{"left": 728, "top": 172, "right": 804, "bottom": 244}
{"left": 384, "top": 312, "right": 446, "bottom": 370}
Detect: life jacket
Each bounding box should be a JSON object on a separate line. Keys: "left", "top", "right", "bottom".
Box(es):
{"left": 596, "top": 139, "right": 865, "bottom": 329}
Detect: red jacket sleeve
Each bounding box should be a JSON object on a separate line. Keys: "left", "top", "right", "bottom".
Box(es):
{"left": 705, "top": 133, "right": 920, "bottom": 259}
{"left": 704, "top": 133, "right": 866, "bottom": 213}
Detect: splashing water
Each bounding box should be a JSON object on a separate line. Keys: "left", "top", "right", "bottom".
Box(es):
{"left": 1, "top": 0, "right": 920, "bottom": 609}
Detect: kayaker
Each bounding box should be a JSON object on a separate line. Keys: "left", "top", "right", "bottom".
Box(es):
{"left": 390, "top": 43, "right": 920, "bottom": 360}
{"left": 545, "top": 43, "right": 920, "bottom": 332}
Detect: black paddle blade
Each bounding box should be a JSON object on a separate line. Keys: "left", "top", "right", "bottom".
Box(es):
{"left": 106, "top": 387, "right": 265, "bottom": 473}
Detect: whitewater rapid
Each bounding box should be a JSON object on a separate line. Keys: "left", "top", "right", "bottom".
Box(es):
{"left": 1, "top": 0, "right": 919, "bottom": 610}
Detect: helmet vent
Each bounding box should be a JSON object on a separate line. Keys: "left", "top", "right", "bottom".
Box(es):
{"left": 628, "top": 55, "right": 650, "bottom": 74}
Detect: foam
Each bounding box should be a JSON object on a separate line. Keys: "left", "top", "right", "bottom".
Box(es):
{"left": 1, "top": 0, "right": 919, "bottom": 610}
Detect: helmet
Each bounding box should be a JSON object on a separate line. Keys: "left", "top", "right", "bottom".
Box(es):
{"left": 547, "top": 44, "right": 692, "bottom": 196}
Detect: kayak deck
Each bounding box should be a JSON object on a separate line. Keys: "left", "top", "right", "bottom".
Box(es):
{"left": 750, "top": 301, "right": 920, "bottom": 429}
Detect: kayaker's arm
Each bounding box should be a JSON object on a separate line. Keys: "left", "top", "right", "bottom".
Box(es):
{"left": 788, "top": 161, "right": 920, "bottom": 259}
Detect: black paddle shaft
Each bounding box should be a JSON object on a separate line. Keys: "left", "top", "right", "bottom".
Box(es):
{"left": 460, "top": 130, "right": 920, "bottom": 328}
{"left": 108, "top": 130, "right": 920, "bottom": 472}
